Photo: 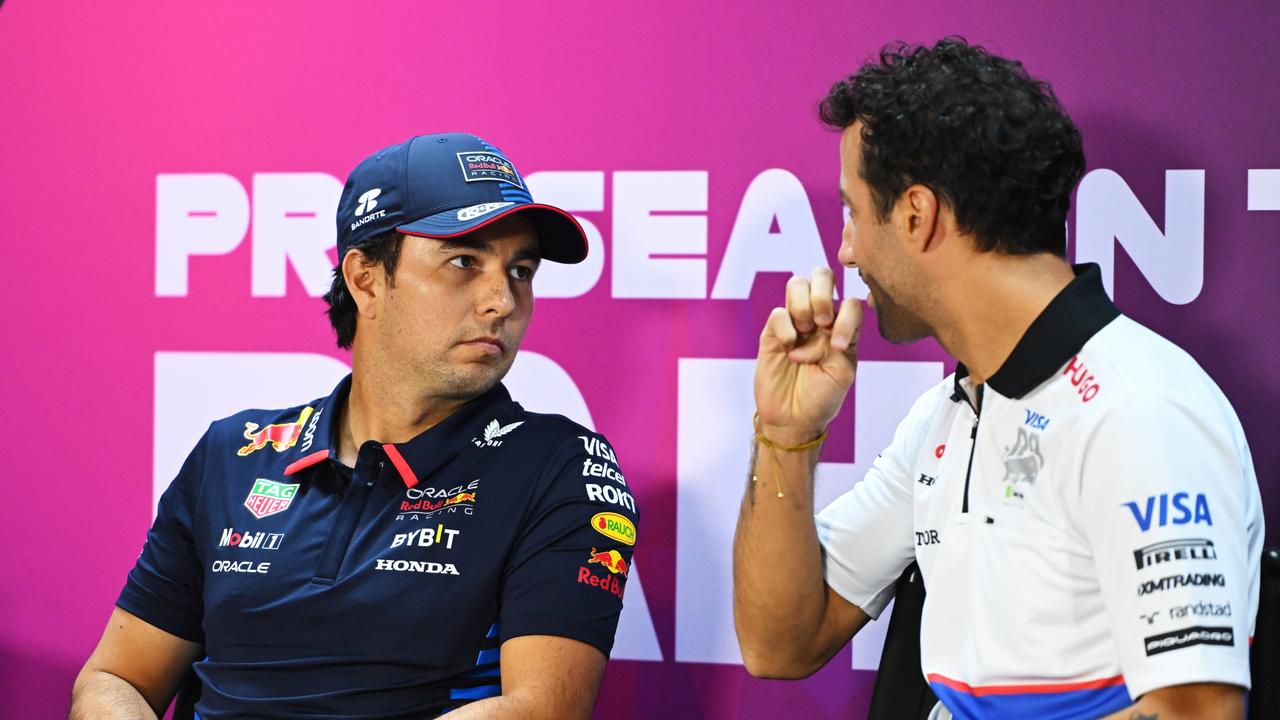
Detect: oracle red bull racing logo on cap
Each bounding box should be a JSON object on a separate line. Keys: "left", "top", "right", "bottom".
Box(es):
{"left": 590, "top": 512, "right": 636, "bottom": 546}
{"left": 244, "top": 478, "right": 300, "bottom": 519}
{"left": 238, "top": 406, "right": 313, "bottom": 457}
{"left": 457, "top": 151, "right": 523, "bottom": 188}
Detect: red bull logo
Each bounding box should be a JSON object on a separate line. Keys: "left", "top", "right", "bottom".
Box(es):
{"left": 238, "top": 406, "right": 314, "bottom": 457}
{"left": 587, "top": 547, "right": 629, "bottom": 577}
{"left": 443, "top": 492, "right": 477, "bottom": 506}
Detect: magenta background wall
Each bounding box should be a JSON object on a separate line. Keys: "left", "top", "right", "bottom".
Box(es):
{"left": 1, "top": 2, "right": 1277, "bottom": 718}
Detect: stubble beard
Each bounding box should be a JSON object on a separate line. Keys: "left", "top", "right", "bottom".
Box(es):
{"left": 864, "top": 274, "right": 933, "bottom": 345}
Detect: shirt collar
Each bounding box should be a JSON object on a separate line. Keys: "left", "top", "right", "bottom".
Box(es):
{"left": 282, "top": 375, "right": 520, "bottom": 488}
{"left": 954, "top": 263, "right": 1120, "bottom": 400}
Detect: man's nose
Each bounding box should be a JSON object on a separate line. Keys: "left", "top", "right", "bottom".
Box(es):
{"left": 479, "top": 269, "right": 516, "bottom": 317}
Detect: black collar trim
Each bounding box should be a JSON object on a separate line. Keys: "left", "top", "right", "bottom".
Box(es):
{"left": 953, "top": 263, "right": 1120, "bottom": 401}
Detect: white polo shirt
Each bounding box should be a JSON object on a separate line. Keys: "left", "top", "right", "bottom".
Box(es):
{"left": 817, "top": 265, "right": 1264, "bottom": 719}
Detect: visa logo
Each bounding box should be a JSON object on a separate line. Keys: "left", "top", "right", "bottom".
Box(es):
{"left": 1123, "top": 492, "right": 1213, "bottom": 532}
{"left": 1024, "top": 409, "right": 1050, "bottom": 431}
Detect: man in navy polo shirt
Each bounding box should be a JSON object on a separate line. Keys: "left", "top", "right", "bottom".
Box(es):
{"left": 71, "top": 133, "right": 639, "bottom": 719}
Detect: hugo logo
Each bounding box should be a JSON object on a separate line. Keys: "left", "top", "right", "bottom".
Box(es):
{"left": 1063, "top": 355, "right": 1100, "bottom": 402}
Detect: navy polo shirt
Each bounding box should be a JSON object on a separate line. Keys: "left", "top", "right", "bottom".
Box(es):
{"left": 118, "top": 376, "right": 639, "bottom": 719}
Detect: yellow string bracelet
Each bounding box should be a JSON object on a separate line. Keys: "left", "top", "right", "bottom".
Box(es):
{"left": 752, "top": 412, "right": 829, "bottom": 498}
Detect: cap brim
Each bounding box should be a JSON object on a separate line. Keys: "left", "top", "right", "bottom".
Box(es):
{"left": 396, "top": 203, "right": 588, "bottom": 264}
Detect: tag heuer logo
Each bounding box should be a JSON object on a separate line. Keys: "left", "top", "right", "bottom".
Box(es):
{"left": 244, "top": 478, "right": 300, "bottom": 519}
{"left": 472, "top": 419, "right": 524, "bottom": 447}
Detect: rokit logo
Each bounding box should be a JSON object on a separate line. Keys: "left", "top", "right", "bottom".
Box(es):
{"left": 374, "top": 559, "right": 460, "bottom": 575}
{"left": 1144, "top": 626, "right": 1233, "bottom": 656}
{"left": 585, "top": 482, "right": 636, "bottom": 512}
{"left": 390, "top": 524, "right": 460, "bottom": 550}
{"left": 1137, "top": 572, "right": 1225, "bottom": 597}
{"left": 472, "top": 419, "right": 524, "bottom": 447}
{"left": 1123, "top": 492, "right": 1213, "bottom": 532}
{"left": 1133, "top": 538, "right": 1216, "bottom": 570}
{"left": 218, "top": 528, "right": 284, "bottom": 550}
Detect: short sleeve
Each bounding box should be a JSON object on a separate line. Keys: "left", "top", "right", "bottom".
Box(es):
{"left": 500, "top": 432, "right": 638, "bottom": 657}
{"left": 815, "top": 390, "right": 934, "bottom": 618}
{"left": 1077, "top": 391, "right": 1259, "bottom": 698}
{"left": 115, "top": 427, "right": 209, "bottom": 643}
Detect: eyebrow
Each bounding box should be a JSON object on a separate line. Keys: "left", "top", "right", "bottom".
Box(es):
{"left": 436, "top": 239, "right": 542, "bottom": 265}
{"left": 838, "top": 188, "right": 854, "bottom": 209}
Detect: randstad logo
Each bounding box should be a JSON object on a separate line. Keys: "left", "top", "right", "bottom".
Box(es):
{"left": 355, "top": 188, "right": 381, "bottom": 216}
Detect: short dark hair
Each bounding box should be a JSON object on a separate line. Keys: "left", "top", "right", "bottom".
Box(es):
{"left": 820, "top": 37, "right": 1085, "bottom": 256}
{"left": 323, "top": 230, "right": 405, "bottom": 349}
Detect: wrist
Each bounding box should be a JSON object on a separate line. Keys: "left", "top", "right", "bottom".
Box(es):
{"left": 754, "top": 415, "right": 828, "bottom": 450}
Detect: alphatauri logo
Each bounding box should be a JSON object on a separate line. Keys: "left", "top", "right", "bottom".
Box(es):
{"left": 355, "top": 188, "right": 381, "bottom": 216}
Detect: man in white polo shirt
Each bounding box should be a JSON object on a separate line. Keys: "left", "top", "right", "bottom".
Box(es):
{"left": 732, "top": 38, "right": 1263, "bottom": 719}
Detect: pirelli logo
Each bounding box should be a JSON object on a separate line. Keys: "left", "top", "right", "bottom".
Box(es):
{"left": 1133, "top": 538, "right": 1216, "bottom": 570}
{"left": 1144, "top": 625, "right": 1233, "bottom": 656}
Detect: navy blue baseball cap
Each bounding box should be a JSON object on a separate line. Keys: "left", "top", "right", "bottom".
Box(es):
{"left": 336, "top": 133, "right": 588, "bottom": 263}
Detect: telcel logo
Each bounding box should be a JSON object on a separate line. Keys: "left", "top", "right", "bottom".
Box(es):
{"left": 218, "top": 528, "right": 284, "bottom": 550}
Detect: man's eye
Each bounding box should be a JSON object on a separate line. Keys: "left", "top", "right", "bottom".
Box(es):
{"left": 450, "top": 256, "right": 476, "bottom": 269}
{"left": 509, "top": 266, "right": 534, "bottom": 280}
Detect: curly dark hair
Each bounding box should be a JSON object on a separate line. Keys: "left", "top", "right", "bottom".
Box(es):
{"left": 820, "top": 37, "right": 1085, "bottom": 256}
{"left": 323, "top": 230, "right": 404, "bottom": 349}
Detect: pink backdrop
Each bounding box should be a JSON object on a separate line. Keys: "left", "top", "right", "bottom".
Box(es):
{"left": 2, "top": 2, "right": 1277, "bottom": 718}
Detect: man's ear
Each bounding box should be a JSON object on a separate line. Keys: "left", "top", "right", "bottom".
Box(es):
{"left": 898, "top": 183, "right": 942, "bottom": 254}
{"left": 342, "top": 249, "right": 384, "bottom": 320}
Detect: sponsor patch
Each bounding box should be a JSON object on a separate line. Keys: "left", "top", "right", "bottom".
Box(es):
{"left": 1137, "top": 572, "right": 1225, "bottom": 597}
{"left": 591, "top": 512, "right": 636, "bottom": 546}
{"left": 1144, "top": 625, "right": 1233, "bottom": 656}
{"left": 1133, "top": 538, "right": 1217, "bottom": 570}
{"left": 398, "top": 480, "right": 479, "bottom": 520}
{"left": 917, "top": 473, "right": 937, "bottom": 487}
{"left": 1169, "top": 601, "right": 1232, "bottom": 620}
{"left": 585, "top": 482, "right": 636, "bottom": 512}
{"left": 1123, "top": 493, "right": 1213, "bottom": 532}
{"left": 243, "top": 479, "right": 300, "bottom": 519}
{"left": 915, "top": 530, "right": 941, "bottom": 546}
{"left": 582, "top": 458, "right": 626, "bottom": 486}
{"left": 212, "top": 560, "right": 271, "bottom": 574}
{"left": 587, "top": 547, "right": 629, "bottom": 577}
{"left": 472, "top": 419, "right": 524, "bottom": 448}
{"left": 457, "top": 151, "right": 523, "bottom": 188}
{"left": 218, "top": 527, "right": 284, "bottom": 550}
{"left": 375, "top": 558, "right": 460, "bottom": 575}
{"left": 456, "top": 202, "right": 514, "bottom": 221}
{"left": 577, "top": 565, "right": 625, "bottom": 599}
{"left": 390, "top": 524, "right": 460, "bottom": 550}
{"left": 238, "top": 406, "right": 313, "bottom": 457}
